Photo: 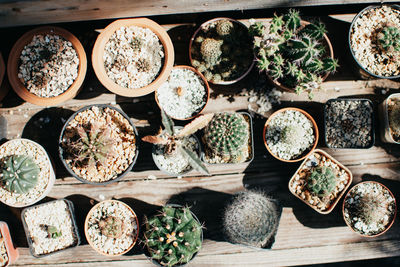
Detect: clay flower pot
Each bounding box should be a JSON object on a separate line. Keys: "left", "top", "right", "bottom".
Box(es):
{"left": 92, "top": 18, "right": 174, "bottom": 97}
{"left": 7, "top": 26, "right": 87, "bottom": 106}
{"left": 379, "top": 93, "right": 400, "bottom": 144}
{"left": 0, "top": 222, "right": 19, "bottom": 266}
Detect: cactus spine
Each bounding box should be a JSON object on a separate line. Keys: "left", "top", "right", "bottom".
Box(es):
{"left": 216, "top": 20, "right": 234, "bottom": 36}
{"left": 200, "top": 38, "right": 223, "bottom": 65}
{"left": 377, "top": 26, "right": 400, "bottom": 53}
{"left": 306, "top": 166, "right": 337, "bottom": 197}
{"left": 99, "top": 216, "right": 124, "bottom": 239}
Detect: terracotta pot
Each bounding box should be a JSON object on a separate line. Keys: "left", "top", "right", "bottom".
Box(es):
{"left": 0, "top": 222, "right": 19, "bottom": 266}
{"left": 288, "top": 149, "right": 353, "bottom": 214}
{"left": 84, "top": 200, "right": 139, "bottom": 256}
{"left": 7, "top": 26, "right": 87, "bottom": 106}
{"left": 342, "top": 181, "right": 397, "bottom": 237}
{"left": 92, "top": 18, "right": 174, "bottom": 97}
{"left": 189, "top": 17, "right": 255, "bottom": 85}
{"left": 263, "top": 107, "right": 319, "bottom": 162}
{"left": 379, "top": 93, "right": 400, "bottom": 144}
{"left": 155, "top": 65, "right": 210, "bottom": 120}
{"left": 0, "top": 53, "right": 8, "bottom": 102}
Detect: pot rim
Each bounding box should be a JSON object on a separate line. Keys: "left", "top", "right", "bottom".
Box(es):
{"left": 0, "top": 221, "right": 19, "bottom": 266}
{"left": 380, "top": 93, "right": 400, "bottom": 144}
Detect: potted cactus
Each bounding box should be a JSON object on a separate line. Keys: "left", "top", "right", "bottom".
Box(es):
{"left": 380, "top": 93, "right": 400, "bottom": 143}
{"left": 143, "top": 205, "right": 203, "bottom": 266}
{"left": 222, "top": 190, "right": 281, "bottom": 248}
{"left": 190, "top": 18, "right": 254, "bottom": 84}
{"left": 0, "top": 222, "right": 19, "bottom": 266}
{"left": 142, "top": 111, "right": 212, "bottom": 176}
{"left": 249, "top": 9, "right": 338, "bottom": 98}
{"left": 202, "top": 112, "right": 254, "bottom": 164}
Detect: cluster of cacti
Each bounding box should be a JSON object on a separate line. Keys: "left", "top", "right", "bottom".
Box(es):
{"left": 222, "top": 190, "right": 281, "bottom": 248}
{"left": 377, "top": 26, "right": 400, "bottom": 53}
{"left": 0, "top": 155, "right": 39, "bottom": 194}
{"left": 99, "top": 216, "right": 124, "bottom": 239}
{"left": 249, "top": 9, "right": 339, "bottom": 98}
{"left": 306, "top": 166, "right": 337, "bottom": 197}
{"left": 389, "top": 101, "right": 400, "bottom": 137}
{"left": 280, "top": 125, "right": 305, "bottom": 146}
{"left": 203, "top": 112, "right": 249, "bottom": 162}
{"left": 144, "top": 206, "right": 202, "bottom": 266}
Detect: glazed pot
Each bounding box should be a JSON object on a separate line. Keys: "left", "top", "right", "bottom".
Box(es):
{"left": 92, "top": 18, "right": 174, "bottom": 97}
{"left": 0, "top": 222, "right": 19, "bottom": 266}
{"left": 263, "top": 107, "right": 319, "bottom": 162}
{"left": 379, "top": 93, "right": 400, "bottom": 143}
{"left": 7, "top": 26, "right": 87, "bottom": 106}
{"left": 155, "top": 65, "right": 210, "bottom": 120}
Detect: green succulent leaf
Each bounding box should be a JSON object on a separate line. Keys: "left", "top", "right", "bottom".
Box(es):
{"left": 178, "top": 145, "right": 209, "bottom": 176}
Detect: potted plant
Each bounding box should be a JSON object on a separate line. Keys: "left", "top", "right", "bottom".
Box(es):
{"left": 263, "top": 107, "right": 318, "bottom": 162}
{"left": 222, "top": 190, "right": 281, "bottom": 248}
{"left": 85, "top": 199, "right": 139, "bottom": 256}
{"left": 343, "top": 181, "right": 396, "bottom": 237}
{"left": 202, "top": 111, "right": 254, "bottom": 164}
{"left": 0, "top": 222, "right": 19, "bottom": 266}
{"left": 59, "top": 104, "right": 139, "bottom": 184}
{"left": 189, "top": 17, "right": 254, "bottom": 84}
{"left": 249, "top": 9, "right": 338, "bottom": 98}
{"left": 289, "top": 149, "right": 353, "bottom": 214}
{"left": 7, "top": 26, "right": 87, "bottom": 106}
{"left": 0, "top": 138, "right": 55, "bottom": 207}
{"left": 143, "top": 204, "right": 203, "bottom": 266}
{"left": 349, "top": 5, "right": 400, "bottom": 79}
{"left": 324, "top": 98, "right": 374, "bottom": 148}
{"left": 92, "top": 18, "right": 174, "bottom": 97}
{"left": 155, "top": 65, "right": 210, "bottom": 120}
{"left": 142, "top": 110, "right": 212, "bottom": 176}
{"left": 379, "top": 93, "right": 400, "bottom": 143}
{"left": 21, "top": 199, "right": 80, "bottom": 257}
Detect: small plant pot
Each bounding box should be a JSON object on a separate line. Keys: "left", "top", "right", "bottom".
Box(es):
{"left": 379, "top": 93, "right": 400, "bottom": 143}
{"left": 289, "top": 149, "right": 353, "bottom": 214}
{"left": 92, "top": 18, "right": 174, "bottom": 97}
{"left": 85, "top": 199, "right": 139, "bottom": 256}
{"left": 59, "top": 104, "right": 139, "bottom": 185}
{"left": 0, "top": 53, "right": 8, "bottom": 103}
{"left": 343, "top": 181, "right": 396, "bottom": 237}
{"left": 7, "top": 26, "right": 87, "bottom": 106}
{"left": 0, "top": 222, "right": 19, "bottom": 266}
{"left": 0, "top": 138, "right": 56, "bottom": 208}
{"left": 155, "top": 65, "right": 210, "bottom": 120}
{"left": 21, "top": 199, "right": 80, "bottom": 257}
{"left": 189, "top": 17, "right": 255, "bottom": 85}
{"left": 263, "top": 107, "right": 319, "bottom": 163}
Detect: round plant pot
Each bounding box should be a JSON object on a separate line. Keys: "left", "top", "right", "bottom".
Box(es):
{"left": 0, "top": 138, "right": 56, "bottom": 208}
{"left": 342, "top": 181, "right": 397, "bottom": 237}
{"left": 58, "top": 104, "right": 139, "bottom": 185}
{"left": 155, "top": 65, "right": 210, "bottom": 120}
{"left": 189, "top": 17, "right": 255, "bottom": 85}
{"left": 7, "top": 26, "right": 87, "bottom": 106}
{"left": 379, "top": 93, "right": 400, "bottom": 143}
{"left": 84, "top": 199, "right": 139, "bottom": 256}
{"left": 92, "top": 18, "right": 174, "bottom": 97}
{"left": 263, "top": 107, "right": 319, "bottom": 162}
{"left": 348, "top": 5, "right": 400, "bottom": 80}
{"left": 0, "top": 52, "right": 8, "bottom": 102}
{"left": 0, "top": 221, "right": 19, "bottom": 266}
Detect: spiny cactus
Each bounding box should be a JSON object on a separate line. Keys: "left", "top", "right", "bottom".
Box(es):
{"left": 280, "top": 125, "right": 306, "bottom": 146}
{"left": 144, "top": 206, "right": 202, "bottom": 266}
{"left": 307, "top": 166, "right": 337, "bottom": 197}
{"left": 199, "top": 38, "right": 223, "bottom": 65}
{"left": 99, "top": 216, "right": 124, "bottom": 239}
{"left": 223, "top": 190, "right": 281, "bottom": 248}
{"left": 289, "top": 36, "right": 324, "bottom": 65}
{"left": 0, "top": 155, "right": 39, "bottom": 194}
{"left": 354, "top": 192, "right": 390, "bottom": 225}
{"left": 283, "top": 9, "right": 301, "bottom": 32}
{"left": 377, "top": 26, "right": 400, "bottom": 53}
{"left": 300, "top": 21, "right": 327, "bottom": 40}
{"left": 216, "top": 20, "right": 234, "bottom": 36}
{"left": 203, "top": 112, "right": 249, "bottom": 160}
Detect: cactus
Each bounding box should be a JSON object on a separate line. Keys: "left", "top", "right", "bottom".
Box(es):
{"left": 144, "top": 206, "right": 202, "bottom": 266}
{"left": 199, "top": 38, "right": 223, "bottom": 65}
{"left": 322, "top": 58, "right": 339, "bottom": 73}
{"left": 300, "top": 21, "right": 327, "bottom": 40}
{"left": 389, "top": 101, "right": 400, "bottom": 136}
{"left": 280, "top": 125, "right": 305, "bottom": 146}
{"left": 0, "top": 155, "right": 39, "bottom": 194}
{"left": 136, "top": 58, "right": 151, "bottom": 72}
{"left": 354, "top": 191, "right": 390, "bottom": 226}
{"left": 270, "top": 14, "right": 284, "bottom": 33}
{"left": 222, "top": 190, "right": 281, "bottom": 248}
{"left": 249, "top": 21, "right": 265, "bottom": 37}
{"left": 99, "top": 216, "right": 124, "bottom": 239}
{"left": 40, "top": 224, "right": 62, "bottom": 239}
{"left": 306, "top": 166, "right": 337, "bottom": 197}
{"left": 203, "top": 112, "right": 249, "bottom": 160}
{"left": 289, "top": 36, "right": 324, "bottom": 65}
{"left": 377, "top": 26, "right": 400, "bottom": 53}
{"left": 216, "top": 20, "right": 234, "bottom": 36}
{"left": 130, "top": 37, "right": 143, "bottom": 51}
{"left": 283, "top": 9, "right": 301, "bottom": 32}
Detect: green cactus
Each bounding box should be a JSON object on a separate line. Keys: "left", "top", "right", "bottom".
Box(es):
{"left": 280, "top": 125, "right": 306, "bottom": 146}
{"left": 0, "top": 155, "right": 39, "bottom": 194}
{"left": 223, "top": 190, "right": 281, "bottom": 248}
{"left": 300, "top": 21, "right": 327, "bottom": 40}
{"left": 144, "top": 206, "right": 202, "bottom": 266}
{"left": 269, "top": 65, "right": 284, "bottom": 80}
{"left": 216, "top": 20, "right": 234, "bottom": 36}
{"left": 303, "top": 58, "right": 324, "bottom": 73}
{"left": 249, "top": 21, "right": 265, "bottom": 37}
{"left": 322, "top": 58, "right": 339, "bottom": 73}
{"left": 377, "top": 26, "right": 400, "bottom": 53}
{"left": 199, "top": 38, "right": 223, "bottom": 65}
{"left": 99, "top": 216, "right": 124, "bottom": 239}
{"left": 307, "top": 167, "right": 337, "bottom": 197}
{"left": 354, "top": 192, "right": 390, "bottom": 225}
{"left": 283, "top": 9, "right": 301, "bottom": 32}
{"left": 136, "top": 58, "right": 151, "bottom": 72}
{"left": 270, "top": 14, "right": 284, "bottom": 33}
{"left": 40, "top": 224, "right": 62, "bottom": 239}
{"left": 289, "top": 36, "right": 323, "bottom": 65}
{"left": 130, "top": 37, "right": 142, "bottom": 51}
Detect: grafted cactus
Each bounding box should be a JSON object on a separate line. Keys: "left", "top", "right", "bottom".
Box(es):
{"left": 307, "top": 166, "right": 337, "bottom": 197}
{"left": 377, "top": 26, "right": 400, "bottom": 53}
{"left": 99, "top": 216, "right": 124, "bottom": 239}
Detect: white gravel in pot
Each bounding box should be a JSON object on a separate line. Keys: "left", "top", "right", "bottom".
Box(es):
{"left": 0, "top": 231, "right": 8, "bottom": 266}
{"left": 156, "top": 68, "right": 207, "bottom": 119}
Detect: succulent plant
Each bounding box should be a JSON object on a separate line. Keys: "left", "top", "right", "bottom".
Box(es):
{"left": 356, "top": 192, "right": 390, "bottom": 225}
{"left": 40, "top": 225, "right": 62, "bottom": 239}
{"left": 377, "top": 26, "right": 400, "bottom": 53}
{"left": 300, "top": 21, "right": 327, "bottom": 40}
{"left": 144, "top": 206, "right": 202, "bottom": 266}
{"left": 99, "top": 216, "right": 124, "bottom": 239}
{"left": 389, "top": 101, "right": 400, "bottom": 136}
{"left": 131, "top": 37, "right": 143, "bottom": 51}
{"left": 0, "top": 155, "right": 39, "bottom": 194}
{"left": 280, "top": 125, "right": 306, "bottom": 146}
{"left": 306, "top": 166, "right": 337, "bottom": 197}
{"left": 223, "top": 190, "right": 281, "bottom": 248}
{"left": 216, "top": 20, "right": 234, "bottom": 36}
{"left": 199, "top": 38, "right": 223, "bottom": 65}
{"left": 289, "top": 36, "right": 324, "bottom": 65}
{"left": 283, "top": 9, "right": 301, "bottom": 32}
{"left": 136, "top": 58, "right": 151, "bottom": 72}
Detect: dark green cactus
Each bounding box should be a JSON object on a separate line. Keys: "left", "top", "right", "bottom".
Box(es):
{"left": 270, "top": 14, "right": 284, "bottom": 33}
{"left": 0, "top": 155, "right": 39, "bottom": 194}
{"left": 300, "top": 21, "right": 327, "bottom": 40}
{"left": 322, "top": 58, "right": 339, "bottom": 73}
{"left": 199, "top": 38, "right": 223, "bottom": 65}
{"left": 307, "top": 167, "right": 337, "bottom": 197}
{"left": 269, "top": 65, "right": 284, "bottom": 80}
{"left": 377, "top": 26, "right": 400, "bottom": 53}
{"left": 280, "top": 125, "right": 305, "bottom": 146}
{"left": 216, "top": 20, "right": 234, "bottom": 36}
{"left": 283, "top": 9, "right": 301, "bottom": 32}
{"left": 289, "top": 36, "right": 323, "bottom": 65}
{"left": 144, "top": 206, "right": 202, "bottom": 267}
{"left": 99, "top": 216, "right": 124, "bottom": 239}
{"left": 249, "top": 22, "right": 265, "bottom": 37}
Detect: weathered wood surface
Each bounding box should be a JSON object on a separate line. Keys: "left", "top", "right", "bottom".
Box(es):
{"left": 0, "top": 11, "right": 400, "bottom": 266}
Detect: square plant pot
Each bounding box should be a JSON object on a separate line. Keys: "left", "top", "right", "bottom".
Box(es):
{"left": 0, "top": 222, "right": 19, "bottom": 266}
{"left": 21, "top": 199, "right": 80, "bottom": 257}
{"left": 379, "top": 93, "right": 400, "bottom": 144}
{"left": 288, "top": 149, "right": 353, "bottom": 214}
